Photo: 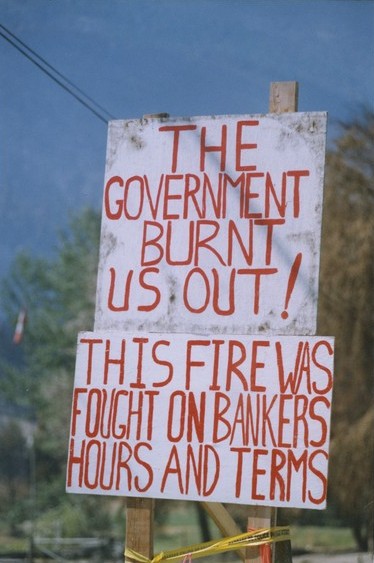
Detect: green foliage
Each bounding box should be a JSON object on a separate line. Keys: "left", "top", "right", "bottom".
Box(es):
{"left": 1, "top": 208, "right": 100, "bottom": 395}
{"left": 0, "top": 207, "right": 102, "bottom": 535}
{"left": 0, "top": 421, "right": 29, "bottom": 495}
{"left": 36, "top": 497, "right": 114, "bottom": 538}
{"left": 318, "top": 111, "right": 374, "bottom": 550}
{"left": 290, "top": 524, "right": 356, "bottom": 553}
{"left": 320, "top": 112, "right": 374, "bottom": 425}
{"left": 0, "top": 420, "right": 31, "bottom": 535}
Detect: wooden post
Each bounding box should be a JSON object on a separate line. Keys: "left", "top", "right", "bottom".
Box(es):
{"left": 123, "top": 112, "right": 170, "bottom": 563}
{"left": 125, "top": 498, "right": 154, "bottom": 562}
{"left": 245, "top": 506, "right": 276, "bottom": 562}
{"left": 269, "top": 81, "right": 298, "bottom": 113}
{"left": 201, "top": 502, "right": 246, "bottom": 562}
{"left": 244, "top": 81, "right": 297, "bottom": 563}
{"left": 198, "top": 83, "right": 298, "bottom": 563}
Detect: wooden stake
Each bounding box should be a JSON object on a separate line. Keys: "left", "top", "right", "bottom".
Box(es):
{"left": 201, "top": 502, "right": 246, "bottom": 562}
{"left": 269, "top": 81, "right": 298, "bottom": 113}
{"left": 125, "top": 498, "right": 154, "bottom": 562}
{"left": 245, "top": 506, "right": 276, "bottom": 562}
{"left": 243, "top": 82, "right": 298, "bottom": 563}
{"left": 123, "top": 112, "right": 169, "bottom": 563}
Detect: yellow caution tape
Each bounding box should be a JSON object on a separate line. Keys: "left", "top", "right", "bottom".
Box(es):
{"left": 125, "top": 526, "right": 290, "bottom": 562}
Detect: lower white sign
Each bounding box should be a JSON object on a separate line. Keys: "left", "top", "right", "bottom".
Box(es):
{"left": 66, "top": 331, "right": 334, "bottom": 509}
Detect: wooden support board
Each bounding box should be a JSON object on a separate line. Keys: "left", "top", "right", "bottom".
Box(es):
{"left": 269, "top": 81, "right": 296, "bottom": 563}
{"left": 201, "top": 82, "right": 296, "bottom": 563}
{"left": 244, "top": 81, "right": 296, "bottom": 563}
{"left": 269, "top": 81, "right": 298, "bottom": 113}
{"left": 125, "top": 498, "right": 154, "bottom": 561}
{"left": 246, "top": 506, "right": 275, "bottom": 562}
{"left": 123, "top": 111, "right": 169, "bottom": 563}
{"left": 201, "top": 502, "right": 245, "bottom": 562}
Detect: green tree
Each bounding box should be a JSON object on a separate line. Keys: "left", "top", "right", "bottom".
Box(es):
{"left": 0, "top": 420, "right": 30, "bottom": 533}
{"left": 0, "top": 208, "right": 117, "bottom": 535}
{"left": 318, "top": 111, "right": 374, "bottom": 550}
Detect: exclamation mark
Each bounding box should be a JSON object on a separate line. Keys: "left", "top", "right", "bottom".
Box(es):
{"left": 281, "top": 253, "right": 302, "bottom": 319}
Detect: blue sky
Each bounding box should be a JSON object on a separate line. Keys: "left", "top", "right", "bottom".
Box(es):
{"left": 0, "top": 0, "right": 373, "bottom": 281}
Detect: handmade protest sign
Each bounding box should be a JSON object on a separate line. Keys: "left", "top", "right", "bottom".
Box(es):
{"left": 66, "top": 331, "right": 334, "bottom": 509}
{"left": 95, "top": 112, "right": 327, "bottom": 335}
{"left": 67, "top": 109, "right": 333, "bottom": 519}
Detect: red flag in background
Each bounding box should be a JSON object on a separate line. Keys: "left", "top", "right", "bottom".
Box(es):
{"left": 13, "top": 308, "right": 27, "bottom": 344}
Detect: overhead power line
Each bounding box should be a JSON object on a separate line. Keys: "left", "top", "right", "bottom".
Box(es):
{"left": 0, "top": 23, "right": 115, "bottom": 124}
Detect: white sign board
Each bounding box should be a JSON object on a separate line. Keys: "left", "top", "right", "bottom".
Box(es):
{"left": 95, "top": 112, "right": 327, "bottom": 335}
{"left": 67, "top": 331, "right": 334, "bottom": 509}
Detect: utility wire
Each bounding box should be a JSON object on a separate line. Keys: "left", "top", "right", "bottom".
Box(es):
{"left": 0, "top": 23, "right": 115, "bottom": 124}
{"left": 0, "top": 23, "right": 115, "bottom": 121}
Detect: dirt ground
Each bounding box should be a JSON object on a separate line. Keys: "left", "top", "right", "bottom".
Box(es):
{"left": 293, "top": 552, "right": 373, "bottom": 562}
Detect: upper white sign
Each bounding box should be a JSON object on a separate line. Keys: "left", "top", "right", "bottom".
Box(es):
{"left": 95, "top": 112, "right": 327, "bottom": 335}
